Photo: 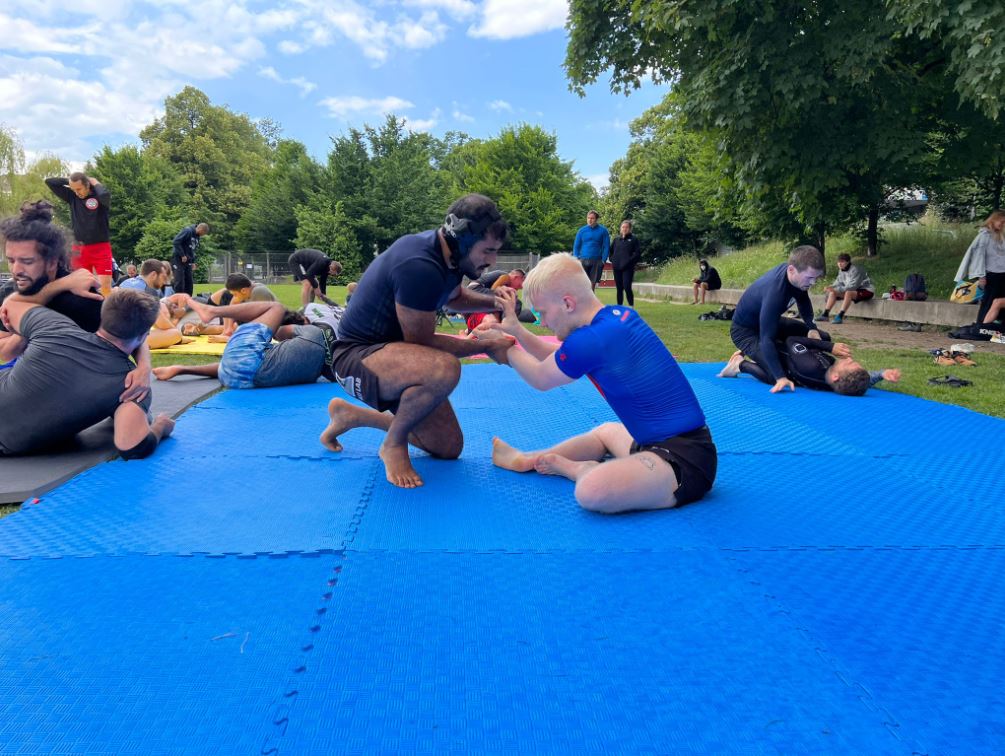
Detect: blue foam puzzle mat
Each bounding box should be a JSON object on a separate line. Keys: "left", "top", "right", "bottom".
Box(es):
{"left": 277, "top": 551, "right": 912, "bottom": 755}
{"left": 0, "top": 553, "right": 337, "bottom": 755}
{"left": 723, "top": 547, "right": 1005, "bottom": 754}
{"left": 2, "top": 361, "right": 1004, "bottom": 754}
{"left": 0, "top": 455, "right": 377, "bottom": 557}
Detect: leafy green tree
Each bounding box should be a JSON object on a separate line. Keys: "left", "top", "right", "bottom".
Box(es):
{"left": 140, "top": 86, "right": 273, "bottom": 249}
{"left": 565, "top": 1, "right": 947, "bottom": 254}
{"left": 888, "top": 2, "right": 1005, "bottom": 119}
{"left": 456, "top": 124, "right": 595, "bottom": 252}
{"left": 234, "top": 139, "right": 323, "bottom": 253}
{"left": 0, "top": 125, "right": 70, "bottom": 222}
{"left": 293, "top": 200, "right": 363, "bottom": 282}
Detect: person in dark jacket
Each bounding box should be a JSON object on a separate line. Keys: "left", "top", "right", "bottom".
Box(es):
{"left": 171, "top": 223, "right": 209, "bottom": 296}
{"left": 692, "top": 259, "right": 722, "bottom": 304}
{"left": 610, "top": 220, "right": 642, "bottom": 306}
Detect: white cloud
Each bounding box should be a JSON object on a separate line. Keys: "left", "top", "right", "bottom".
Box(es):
{"left": 406, "top": 108, "right": 442, "bottom": 132}
{"left": 586, "top": 173, "right": 609, "bottom": 191}
{"left": 402, "top": 0, "right": 477, "bottom": 19}
{"left": 488, "top": 99, "right": 513, "bottom": 112}
{"left": 469, "top": 0, "right": 567, "bottom": 39}
{"left": 259, "top": 66, "right": 317, "bottom": 97}
{"left": 451, "top": 102, "right": 475, "bottom": 123}
{"left": 318, "top": 95, "right": 415, "bottom": 119}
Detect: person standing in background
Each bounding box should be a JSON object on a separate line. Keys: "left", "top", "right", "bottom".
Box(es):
{"left": 572, "top": 210, "right": 610, "bottom": 291}
{"left": 172, "top": 222, "right": 209, "bottom": 296}
{"left": 44, "top": 172, "right": 113, "bottom": 296}
{"left": 609, "top": 220, "right": 641, "bottom": 306}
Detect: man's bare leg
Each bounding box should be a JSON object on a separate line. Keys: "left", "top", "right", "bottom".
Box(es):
{"left": 333, "top": 343, "right": 463, "bottom": 488}
{"left": 493, "top": 421, "right": 625, "bottom": 473}
{"left": 320, "top": 397, "right": 459, "bottom": 458}
{"left": 186, "top": 298, "right": 286, "bottom": 333}
{"left": 98, "top": 274, "right": 113, "bottom": 298}
{"left": 153, "top": 363, "right": 220, "bottom": 381}
{"left": 717, "top": 350, "right": 744, "bottom": 378}
{"left": 300, "top": 280, "right": 313, "bottom": 307}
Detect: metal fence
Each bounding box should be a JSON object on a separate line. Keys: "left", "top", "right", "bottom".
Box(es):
{"left": 206, "top": 251, "right": 543, "bottom": 283}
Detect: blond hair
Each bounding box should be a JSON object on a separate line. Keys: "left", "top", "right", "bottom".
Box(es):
{"left": 523, "top": 253, "right": 595, "bottom": 310}
{"left": 982, "top": 210, "right": 1005, "bottom": 241}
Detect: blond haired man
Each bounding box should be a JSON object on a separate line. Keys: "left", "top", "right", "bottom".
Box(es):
{"left": 486, "top": 253, "right": 716, "bottom": 513}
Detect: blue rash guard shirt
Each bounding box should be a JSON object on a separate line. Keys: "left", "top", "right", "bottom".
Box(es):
{"left": 554, "top": 305, "right": 706, "bottom": 444}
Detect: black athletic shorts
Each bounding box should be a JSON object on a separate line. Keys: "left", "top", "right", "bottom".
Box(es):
{"left": 629, "top": 425, "right": 717, "bottom": 506}
{"left": 326, "top": 340, "right": 395, "bottom": 412}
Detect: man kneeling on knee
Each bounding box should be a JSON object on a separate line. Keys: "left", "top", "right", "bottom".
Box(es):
{"left": 485, "top": 253, "right": 717, "bottom": 514}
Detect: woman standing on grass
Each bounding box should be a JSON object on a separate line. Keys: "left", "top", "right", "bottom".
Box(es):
{"left": 957, "top": 210, "right": 1005, "bottom": 323}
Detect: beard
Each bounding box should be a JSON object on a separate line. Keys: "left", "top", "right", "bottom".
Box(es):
{"left": 456, "top": 254, "right": 486, "bottom": 280}
{"left": 16, "top": 272, "right": 51, "bottom": 296}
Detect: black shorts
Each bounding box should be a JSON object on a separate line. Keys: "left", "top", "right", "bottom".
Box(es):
{"left": 293, "top": 269, "right": 328, "bottom": 294}
{"left": 630, "top": 426, "right": 717, "bottom": 506}
{"left": 326, "top": 340, "right": 395, "bottom": 412}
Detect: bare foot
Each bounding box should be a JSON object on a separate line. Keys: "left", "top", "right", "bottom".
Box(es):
{"left": 534, "top": 452, "right": 598, "bottom": 481}
{"left": 319, "top": 398, "right": 370, "bottom": 452}
{"left": 152, "top": 365, "right": 182, "bottom": 381}
{"left": 717, "top": 350, "right": 745, "bottom": 378}
{"left": 179, "top": 336, "right": 196, "bottom": 344}
{"left": 379, "top": 443, "right": 423, "bottom": 488}
{"left": 187, "top": 297, "right": 213, "bottom": 323}
{"left": 207, "top": 334, "right": 230, "bottom": 343}
{"left": 492, "top": 437, "right": 538, "bottom": 472}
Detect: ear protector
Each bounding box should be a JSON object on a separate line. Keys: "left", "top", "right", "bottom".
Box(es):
{"left": 441, "top": 212, "right": 493, "bottom": 265}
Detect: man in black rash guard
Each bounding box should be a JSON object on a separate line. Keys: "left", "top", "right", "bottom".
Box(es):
{"left": 288, "top": 248, "right": 342, "bottom": 306}
{"left": 719, "top": 335, "right": 901, "bottom": 396}
{"left": 318, "top": 193, "right": 516, "bottom": 490}
{"left": 724, "top": 245, "right": 825, "bottom": 393}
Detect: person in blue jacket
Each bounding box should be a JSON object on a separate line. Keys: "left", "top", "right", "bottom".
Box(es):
{"left": 572, "top": 210, "right": 610, "bottom": 291}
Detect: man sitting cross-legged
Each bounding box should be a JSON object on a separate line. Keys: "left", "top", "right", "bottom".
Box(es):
{"left": 0, "top": 286, "right": 174, "bottom": 458}
{"left": 319, "top": 193, "right": 516, "bottom": 489}
{"left": 485, "top": 253, "right": 717, "bottom": 514}
{"left": 152, "top": 298, "right": 328, "bottom": 388}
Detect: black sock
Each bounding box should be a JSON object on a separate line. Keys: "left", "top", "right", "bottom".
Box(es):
{"left": 822, "top": 309, "right": 830, "bottom": 317}
{"left": 838, "top": 309, "right": 846, "bottom": 316}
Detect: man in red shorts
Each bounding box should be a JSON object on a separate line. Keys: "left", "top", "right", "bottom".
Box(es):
{"left": 45, "top": 172, "right": 113, "bottom": 296}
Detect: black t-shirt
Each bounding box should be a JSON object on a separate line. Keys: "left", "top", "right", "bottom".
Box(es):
{"left": 44, "top": 178, "right": 111, "bottom": 244}
{"left": 0, "top": 308, "right": 149, "bottom": 455}
{"left": 699, "top": 265, "right": 722, "bottom": 289}
{"left": 0, "top": 274, "right": 103, "bottom": 334}
{"left": 337, "top": 230, "right": 463, "bottom": 344}
{"left": 288, "top": 249, "right": 331, "bottom": 287}
{"left": 172, "top": 225, "right": 200, "bottom": 265}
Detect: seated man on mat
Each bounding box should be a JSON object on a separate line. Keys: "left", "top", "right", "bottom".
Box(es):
{"left": 718, "top": 336, "right": 900, "bottom": 396}
{"left": 319, "top": 193, "right": 515, "bottom": 489}
{"left": 486, "top": 253, "right": 717, "bottom": 514}
{"left": 1, "top": 201, "right": 151, "bottom": 396}
{"left": 152, "top": 299, "right": 325, "bottom": 388}
{"left": 729, "top": 245, "right": 825, "bottom": 394}
{"left": 0, "top": 287, "right": 174, "bottom": 458}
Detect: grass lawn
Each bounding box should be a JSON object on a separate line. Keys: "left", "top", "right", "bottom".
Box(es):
{"left": 653, "top": 222, "right": 976, "bottom": 299}
{"left": 154, "top": 283, "right": 1005, "bottom": 418}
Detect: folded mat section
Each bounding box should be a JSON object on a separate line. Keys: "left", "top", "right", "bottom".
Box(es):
{"left": 0, "top": 553, "right": 340, "bottom": 755}
{"left": 0, "top": 454, "right": 379, "bottom": 558}
{"left": 0, "top": 376, "right": 221, "bottom": 506}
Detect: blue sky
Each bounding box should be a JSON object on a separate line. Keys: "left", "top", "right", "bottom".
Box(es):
{"left": 0, "top": 0, "right": 667, "bottom": 190}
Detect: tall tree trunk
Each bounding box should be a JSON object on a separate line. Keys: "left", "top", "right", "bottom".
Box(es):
{"left": 866, "top": 203, "right": 879, "bottom": 257}
{"left": 813, "top": 222, "right": 826, "bottom": 256}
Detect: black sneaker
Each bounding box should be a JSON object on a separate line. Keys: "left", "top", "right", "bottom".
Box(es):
{"left": 897, "top": 322, "right": 922, "bottom": 332}
{"left": 817, "top": 312, "right": 830, "bottom": 322}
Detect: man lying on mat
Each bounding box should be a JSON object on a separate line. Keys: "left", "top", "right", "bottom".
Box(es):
{"left": 0, "top": 285, "right": 174, "bottom": 458}
{"left": 484, "top": 253, "right": 717, "bottom": 514}
{"left": 152, "top": 299, "right": 326, "bottom": 388}
{"left": 319, "top": 193, "right": 515, "bottom": 489}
